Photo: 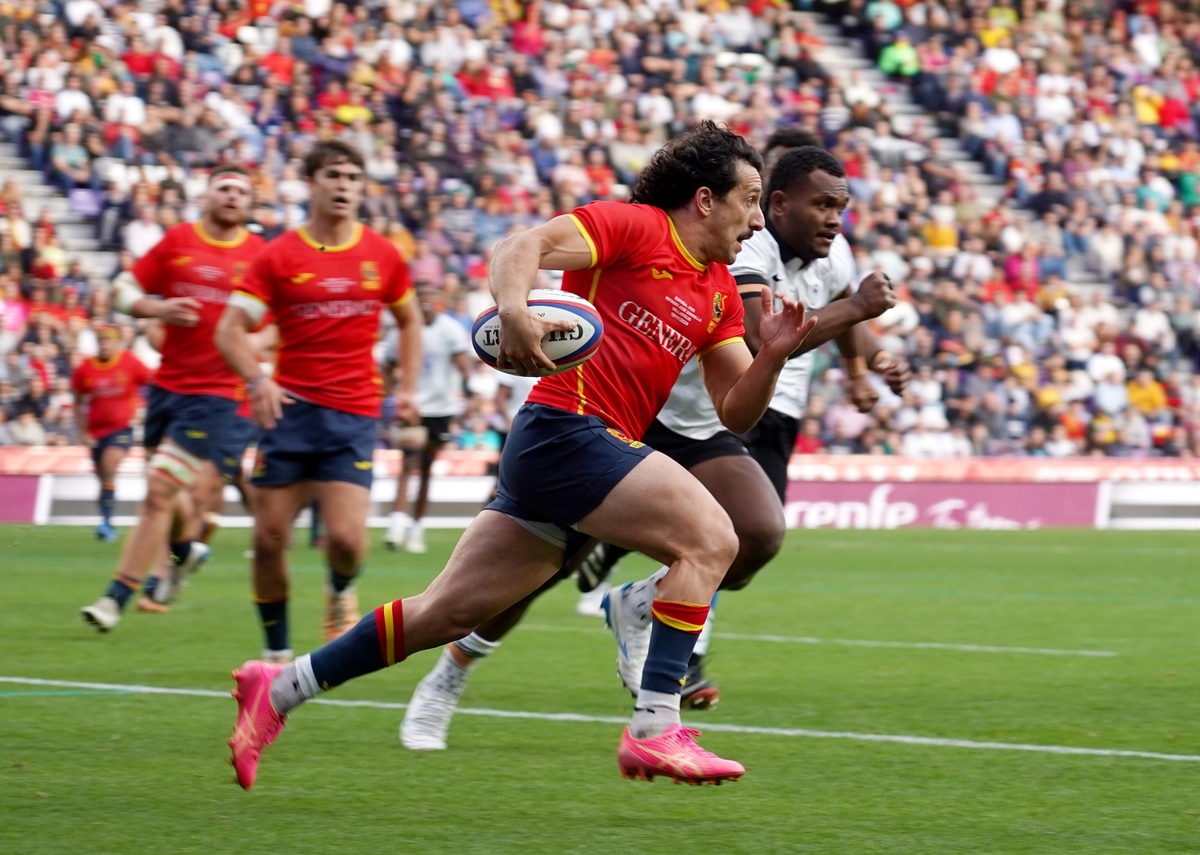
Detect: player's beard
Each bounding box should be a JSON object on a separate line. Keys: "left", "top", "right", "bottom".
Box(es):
{"left": 210, "top": 207, "right": 245, "bottom": 229}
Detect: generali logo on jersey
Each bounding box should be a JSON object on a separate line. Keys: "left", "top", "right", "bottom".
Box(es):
{"left": 617, "top": 300, "right": 696, "bottom": 362}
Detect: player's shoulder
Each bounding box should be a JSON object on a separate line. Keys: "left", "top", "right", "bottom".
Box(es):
{"left": 156, "top": 222, "right": 197, "bottom": 249}
{"left": 730, "top": 227, "right": 780, "bottom": 274}
{"left": 574, "top": 200, "right": 666, "bottom": 230}
{"left": 827, "top": 234, "right": 856, "bottom": 282}
{"left": 358, "top": 225, "right": 403, "bottom": 259}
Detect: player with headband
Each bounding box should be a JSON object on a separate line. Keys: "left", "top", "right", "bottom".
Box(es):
{"left": 81, "top": 165, "right": 266, "bottom": 633}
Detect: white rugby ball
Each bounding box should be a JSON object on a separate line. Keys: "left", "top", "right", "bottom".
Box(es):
{"left": 472, "top": 289, "right": 604, "bottom": 376}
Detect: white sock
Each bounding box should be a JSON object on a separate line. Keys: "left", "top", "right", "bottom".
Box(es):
{"left": 388, "top": 511, "right": 410, "bottom": 537}
{"left": 454, "top": 631, "right": 500, "bottom": 660}
{"left": 694, "top": 610, "right": 715, "bottom": 658}
{"left": 626, "top": 566, "right": 669, "bottom": 629}
{"left": 630, "top": 689, "right": 681, "bottom": 739}
{"left": 269, "top": 653, "right": 320, "bottom": 715}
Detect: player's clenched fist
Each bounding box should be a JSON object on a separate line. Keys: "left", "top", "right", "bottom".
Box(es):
{"left": 850, "top": 272, "right": 896, "bottom": 320}
{"left": 848, "top": 374, "right": 878, "bottom": 413}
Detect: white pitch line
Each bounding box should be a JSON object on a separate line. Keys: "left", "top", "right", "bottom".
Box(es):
{"left": 520, "top": 624, "right": 1117, "bottom": 657}
{"left": 1, "top": 676, "right": 1192, "bottom": 763}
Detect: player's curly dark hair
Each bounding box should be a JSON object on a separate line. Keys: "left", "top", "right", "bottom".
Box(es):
{"left": 630, "top": 120, "right": 763, "bottom": 211}
{"left": 764, "top": 128, "right": 822, "bottom": 159}
{"left": 766, "top": 146, "right": 845, "bottom": 198}
{"left": 302, "top": 139, "right": 366, "bottom": 178}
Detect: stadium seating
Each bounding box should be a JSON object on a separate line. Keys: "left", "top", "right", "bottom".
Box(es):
{"left": 0, "top": 0, "right": 1196, "bottom": 458}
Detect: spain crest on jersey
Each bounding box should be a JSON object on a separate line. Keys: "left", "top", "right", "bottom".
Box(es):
{"left": 232, "top": 260, "right": 248, "bottom": 284}
{"left": 361, "top": 260, "right": 380, "bottom": 290}
{"left": 708, "top": 291, "right": 727, "bottom": 333}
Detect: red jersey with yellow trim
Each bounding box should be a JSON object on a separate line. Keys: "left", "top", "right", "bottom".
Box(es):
{"left": 71, "top": 350, "right": 153, "bottom": 438}
{"left": 132, "top": 222, "right": 265, "bottom": 400}
{"left": 526, "top": 202, "right": 745, "bottom": 438}
{"left": 235, "top": 224, "right": 414, "bottom": 418}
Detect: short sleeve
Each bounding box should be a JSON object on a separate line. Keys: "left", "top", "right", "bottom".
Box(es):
{"left": 566, "top": 202, "right": 666, "bottom": 269}
{"left": 697, "top": 278, "right": 746, "bottom": 359}
{"left": 729, "top": 233, "right": 776, "bottom": 296}
{"left": 230, "top": 246, "right": 275, "bottom": 325}
{"left": 384, "top": 243, "right": 414, "bottom": 308}
{"left": 130, "top": 230, "right": 172, "bottom": 296}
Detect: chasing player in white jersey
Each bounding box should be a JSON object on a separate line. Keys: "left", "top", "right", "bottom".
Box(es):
{"left": 385, "top": 285, "right": 473, "bottom": 553}
{"left": 398, "top": 142, "right": 909, "bottom": 750}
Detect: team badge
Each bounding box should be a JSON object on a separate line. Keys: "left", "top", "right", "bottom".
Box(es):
{"left": 708, "top": 292, "right": 727, "bottom": 333}
{"left": 232, "top": 261, "right": 248, "bottom": 284}
{"left": 606, "top": 428, "right": 646, "bottom": 449}
{"left": 361, "top": 260, "right": 380, "bottom": 291}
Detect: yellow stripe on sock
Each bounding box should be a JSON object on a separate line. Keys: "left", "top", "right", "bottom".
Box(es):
{"left": 382, "top": 603, "right": 396, "bottom": 666}
{"left": 650, "top": 608, "right": 705, "bottom": 634}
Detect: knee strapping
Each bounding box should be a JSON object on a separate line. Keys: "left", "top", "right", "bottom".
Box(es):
{"left": 148, "top": 443, "right": 203, "bottom": 487}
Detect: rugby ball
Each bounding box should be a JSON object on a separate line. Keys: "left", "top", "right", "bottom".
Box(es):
{"left": 472, "top": 289, "right": 604, "bottom": 376}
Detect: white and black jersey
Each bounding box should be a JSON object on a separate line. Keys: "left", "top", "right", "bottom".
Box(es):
{"left": 655, "top": 229, "right": 859, "bottom": 441}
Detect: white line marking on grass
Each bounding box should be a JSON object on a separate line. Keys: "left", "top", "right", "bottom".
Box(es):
{"left": 520, "top": 624, "right": 1117, "bottom": 657}
{"left": 814, "top": 540, "right": 1192, "bottom": 557}
{"left": 2, "top": 675, "right": 1190, "bottom": 763}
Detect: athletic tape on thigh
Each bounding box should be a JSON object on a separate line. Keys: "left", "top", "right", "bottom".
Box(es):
{"left": 148, "top": 442, "right": 203, "bottom": 487}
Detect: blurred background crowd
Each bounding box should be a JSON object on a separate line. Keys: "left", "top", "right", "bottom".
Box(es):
{"left": 1, "top": 0, "right": 1198, "bottom": 458}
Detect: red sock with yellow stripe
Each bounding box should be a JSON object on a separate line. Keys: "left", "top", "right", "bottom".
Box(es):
{"left": 640, "top": 599, "right": 710, "bottom": 695}
{"left": 308, "top": 599, "right": 405, "bottom": 691}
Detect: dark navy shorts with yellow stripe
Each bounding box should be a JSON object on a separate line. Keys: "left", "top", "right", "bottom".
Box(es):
{"left": 217, "top": 414, "right": 259, "bottom": 483}
{"left": 91, "top": 427, "right": 134, "bottom": 468}
{"left": 143, "top": 386, "right": 238, "bottom": 464}
{"left": 486, "top": 403, "right": 654, "bottom": 547}
{"left": 252, "top": 398, "right": 377, "bottom": 488}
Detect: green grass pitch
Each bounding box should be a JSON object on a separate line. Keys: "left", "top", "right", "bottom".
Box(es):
{"left": 1, "top": 524, "right": 1197, "bottom": 854}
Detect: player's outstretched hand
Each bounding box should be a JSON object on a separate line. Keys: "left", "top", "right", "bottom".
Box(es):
{"left": 250, "top": 376, "right": 293, "bottom": 430}
{"left": 393, "top": 391, "right": 419, "bottom": 426}
{"left": 850, "top": 272, "right": 897, "bottom": 320}
{"left": 874, "top": 352, "right": 912, "bottom": 394}
{"left": 496, "top": 304, "right": 576, "bottom": 376}
{"left": 757, "top": 287, "right": 818, "bottom": 361}
{"left": 158, "top": 297, "right": 202, "bottom": 327}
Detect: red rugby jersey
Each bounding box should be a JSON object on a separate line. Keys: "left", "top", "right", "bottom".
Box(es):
{"left": 71, "top": 350, "right": 153, "bottom": 439}
{"left": 132, "top": 222, "right": 265, "bottom": 400}
{"left": 527, "top": 202, "right": 745, "bottom": 438}
{"left": 234, "top": 224, "right": 414, "bottom": 417}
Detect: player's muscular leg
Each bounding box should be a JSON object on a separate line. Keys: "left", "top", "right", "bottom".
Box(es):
{"left": 391, "top": 457, "right": 418, "bottom": 515}
{"left": 312, "top": 481, "right": 371, "bottom": 577}
{"left": 470, "top": 535, "right": 598, "bottom": 642}
{"left": 401, "top": 511, "right": 565, "bottom": 651}
{"left": 252, "top": 483, "right": 309, "bottom": 600}
{"left": 412, "top": 442, "right": 442, "bottom": 520}
{"left": 112, "top": 441, "right": 199, "bottom": 581}
{"left": 112, "top": 454, "right": 185, "bottom": 581}
{"left": 577, "top": 452, "right": 738, "bottom": 605}
{"left": 98, "top": 444, "right": 125, "bottom": 488}
{"left": 688, "top": 455, "right": 786, "bottom": 591}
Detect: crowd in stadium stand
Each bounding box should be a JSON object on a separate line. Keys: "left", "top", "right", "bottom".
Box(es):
{"left": 0, "top": 0, "right": 1198, "bottom": 458}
